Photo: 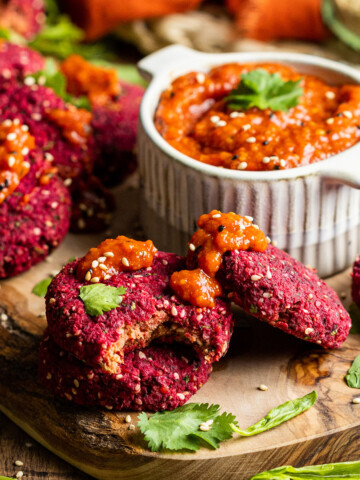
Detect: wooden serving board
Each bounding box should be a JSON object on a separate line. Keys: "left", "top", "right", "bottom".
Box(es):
{"left": 0, "top": 180, "right": 360, "bottom": 480}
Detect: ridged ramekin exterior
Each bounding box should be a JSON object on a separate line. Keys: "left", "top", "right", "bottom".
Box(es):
{"left": 138, "top": 122, "right": 360, "bottom": 277}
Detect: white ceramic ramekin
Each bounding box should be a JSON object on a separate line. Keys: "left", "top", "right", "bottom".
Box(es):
{"left": 137, "top": 45, "right": 360, "bottom": 277}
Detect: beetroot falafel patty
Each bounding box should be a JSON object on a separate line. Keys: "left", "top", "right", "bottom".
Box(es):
{"left": 92, "top": 82, "right": 144, "bottom": 186}
{"left": 352, "top": 256, "right": 360, "bottom": 309}
{"left": 39, "top": 332, "right": 212, "bottom": 411}
{"left": 0, "top": 42, "right": 45, "bottom": 81}
{"left": 0, "top": 0, "right": 45, "bottom": 40}
{"left": 0, "top": 149, "right": 71, "bottom": 278}
{"left": 216, "top": 245, "right": 351, "bottom": 348}
{"left": 46, "top": 251, "right": 233, "bottom": 373}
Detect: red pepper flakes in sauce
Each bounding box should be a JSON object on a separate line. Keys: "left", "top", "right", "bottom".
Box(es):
{"left": 0, "top": 119, "right": 35, "bottom": 204}
{"left": 77, "top": 235, "right": 158, "bottom": 283}
{"left": 155, "top": 63, "right": 360, "bottom": 171}
{"left": 170, "top": 210, "right": 268, "bottom": 307}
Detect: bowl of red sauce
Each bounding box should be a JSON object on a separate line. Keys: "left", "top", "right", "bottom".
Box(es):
{"left": 137, "top": 45, "right": 360, "bottom": 277}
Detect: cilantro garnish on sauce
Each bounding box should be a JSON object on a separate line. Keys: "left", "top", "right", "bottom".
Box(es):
{"left": 225, "top": 69, "right": 303, "bottom": 112}
{"left": 79, "top": 284, "right": 126, "bottom": 316}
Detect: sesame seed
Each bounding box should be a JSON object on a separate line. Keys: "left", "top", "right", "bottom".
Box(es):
{"left": 139, "top": 351, "right": 146, "bottom": 359}
{"left": 270, "top": 155, "right": 279, "bottom": 161}
{"left": 174, "top": 372, "right": 180, "bottom": 380}
{"left": 205, "top": 419, "right": 214, "bottom": 426}
{"left": 0, "top": 313, "right": 8, "bottom": 321}
{"left": 128, "top": 424, "right": 136, "bottom": 430}
{"left": 189, "top": 243, "right": 196, "bottom": 251}
{"left": 15, "top": 461, "right": 23, "bottom": 467}
{"left": 98, "top": 256, "right": 106, "bottom": 263}
{"left": 280, "top": 159, "right": 286, "bottom": 167}
{"left": 99, "top": 264, "right": 107, "bottom": 271}
{"left": 217, "top": 120, "right": 227, "bottom": 127}
{"left": 21, "top": 125, "right": 29, "bottom": 132}
{"left": 13, "top": 118, "right": 20, "bottom": 125}
{"left": 51, "top": 201, "right": 58, "bottom": 209}
{"left": 326, "top": 118, "right": 334, "bottom": 125}
{"left": 16, "top": 471, "right": 23, "bottom": 478}
{"left": 212, "top": 213, "right": 221, "bottom": 218}
{"left": 64, "top": 178, "right": 72, "bottom": 186}
{"left": 325, "top": 91, "right": 335, "bottom": 100}
{"left": 266, "top": 269, "right": 272, "bottom": 279}
{"left": 104, "top": 251, "right": 114, "bottom": 257}
{"left": 262, "top": 156, "right": 270, "bottom": 164}
{"left": 49, "top": 298, "right": 55, "bottom": 304}
{"left": 171, "top": 306, "right": 178, "bottom": 316}
{"left": 74, "top": 379, "right": 79, "bottom": 388}
{"left": 3, "top": 119, "right": 12, "bottom": 127}
{"left": 230, "top": 111, "right": 245, "bottom": 118}
{"left": 6, "top": 133, "right": 16, "bottom": 141}
{"left": 352, "top": 398, "right": 360, "bottom": 404}
{"left": 23, "top": 161, "right": 30, "bottom": 170}
{"left": 258, "top": 384, "right": 268, "bottom": 391}
{"left": 125, "top": 415, "right": 131, "bottom": 423}
{"left": 245, "top": 216, "right": 253, "bottom": 221}
{"left": 177, "top": 393, "right": 185, "bottom": 400}
{"left": 2, "top": 68, "right": 11, "bottom": 79}
{"left": 122, "top": 257, "right": 130, "bottom": 267}
{"left": 8, "top": 156, "right": 15, "bottom": 167}
{"left": 245, "top": 136, "right": 256, "bottom": 143}
{"left": 196, "top": 73, "right": 205, "bottom": 84}
{"left": 238, "top": 161, "right": 248, "bottom": 170}
{"left": 199, "top": 424, "right": 211, "bottom": 432}
{"left": 242, "top": 124, "right": 251, "bottom": 131}
{"left": 21, "top": 147, "right": 30, "bottom": 156}
{"left": 210, "top": 115, "right": 220, "bottom": 123}
{"left": 266, "top": 236, "right": 271, "bottom": 243}
{"left": 91, "top": 260, "right": 99, "bottom": 268}
{"left": 31, "top": 113, "right": 42, "bottom": 121}
{"left": 343, "top": 110, "right": 353, "bottom": 119}
{"left": 46, "top": 372, "right": 52, "bottom": 380}
{"left": 251, "top": 274, "right": 263, "bottom": 281}
{"left": 45, "top": 152, "right": 54, "bottom": 162}
{"left": 253, "top": 224, "right": 259, "bottom": 229}
{"left": 33, "top": 227, "right": 41, "bottom": 235}
{"left": 24, "top": 76, "right": 35, "bottom": 86}
{"left": 85, "top": 271, "right": 91, "bottom": 281}
{"left": 263, "top": 292, "right": 272, "bottom": 298}
{"left": 308, "top": 294, "right": 313, "bottom": 299}
{"left": 305, "top": 327, "right": 314, "bottom": 335}
{"left": 90, "top": 277, "right": 100, "bottom": 283}
{"left": 104, "top": 274, "right": 111, "bottom": 280}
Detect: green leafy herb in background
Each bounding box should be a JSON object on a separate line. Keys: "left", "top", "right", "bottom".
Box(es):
{"left": 32, "top": 276, "right": 53, "bottom": 297}
{"left": 79, "top": 284, "right": 126, "bottom": 316}
{"left": 27, "top": 58, "right": 91, "bottom": 110}
{"left": 250, "top": 460, "right": 360, "bottom": 479}
{"left": 345, "top": 354, "right": 360, "bottom": 388}
{"left": 138, "top": 391, "right": 317, "bottom": 452}
{"left": 225, "top": 69, "right": 303, "bottom": 112}
{"left": 349, "top": 302, "right": 360, "bottom": 334}
{"left": 90, "top": 59, "right": 148, "bottom": 87}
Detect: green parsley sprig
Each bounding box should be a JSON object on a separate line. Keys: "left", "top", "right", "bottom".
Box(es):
{"left": 138, "top": 391, "right": 317, "bottom": 452}
{"left": 225, "top": 69, "right": 303, "bottom": 112}
{"left": 79, "top": 284, "right": 126, "bottom": 317}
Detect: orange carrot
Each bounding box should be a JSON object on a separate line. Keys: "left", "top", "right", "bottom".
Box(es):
{"left": 226, "top": 0, "right": 328, "bottom": 41}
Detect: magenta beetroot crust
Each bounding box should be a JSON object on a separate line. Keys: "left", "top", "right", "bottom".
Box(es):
{"left": 0, "top": 42, "right": 45, "bottom": 81}
{"left": 217, "top": 245, "right": 351, "bottom": 348}
{"left": 92, "top": 82, "right": 144, "bottom": 185}
{"left": 0, "top": 0, "right": 45, "bottom": 40}
{"left": 0, "top": 150, "right": 71, "bottom": 278}
{"left": 46, "top": 251, "right": 233, "bottom": 370}
{"left": 39, "top": 332, "right": 212, "bottom": 411}
{"left": 352, "top": 256, "right": 360, "bottom": 308}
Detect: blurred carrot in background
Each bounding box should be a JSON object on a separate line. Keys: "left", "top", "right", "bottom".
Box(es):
{"left": 60, "top": 0, "right": 204, "bottom": 40}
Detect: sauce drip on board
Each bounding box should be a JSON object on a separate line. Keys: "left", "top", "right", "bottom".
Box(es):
{"left": 61, "top": 55, "right": 120, "bottom": 106}
{"left": 155, "top": 63, "right": 360, "bottom": 171}
{"left": 77, "top": 235, "right": 158, "bottom": 283}
{"left": 170, "top": 210, "right": 268, "bottom": 307}
{"left": 0, "top": 119, "right": 35, "bottom": 204}
{"left": 46, "top": 107, "right": 92, "bottom": 146}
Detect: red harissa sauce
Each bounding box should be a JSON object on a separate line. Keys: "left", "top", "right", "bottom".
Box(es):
{"left": 170, "top": 210, "right": 268, "bottom": 307}
{"left": 155, "top": 63, "right": 360, "bottom": 171}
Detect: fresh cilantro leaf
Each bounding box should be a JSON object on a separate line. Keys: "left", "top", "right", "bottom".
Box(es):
{"left": 231, "top": 391, "right": 317, "bottom": 436}
{"left": 67, "top": 256, "right": 76, "bottom": 263}
{"left": 225, "top": 69, "right": 303, "bottom": 112}
{"left": 138, "top": 403, "right": 232, "bottom": 452}
{"left": 345, "top": 354, "right": 360, "bottom": 388}
{"left": 79, "top": 284, "right": 126, "bottom": 317}
{"left": 191, "top": 411, "right": 237, "bottom": 449}
{"left": 28, "top": 58, "right": 91, "bottom": 110}
{"left": 32, "top": 277, "right": 53, "bottom": 297}
{"left": 349, "top": 302, "right": 360, "bottom": 334}
{"left": 250, "top": 460, "right": 360, "bottom": 479}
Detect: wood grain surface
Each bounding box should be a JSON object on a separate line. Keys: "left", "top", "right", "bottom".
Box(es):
{"left": 0, "top": 180, "right": 359, "bottom": 480}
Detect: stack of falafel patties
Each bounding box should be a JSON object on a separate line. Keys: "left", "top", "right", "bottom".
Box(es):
{"left": 39, "top": 250, "right": 234, "bottom": 411}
